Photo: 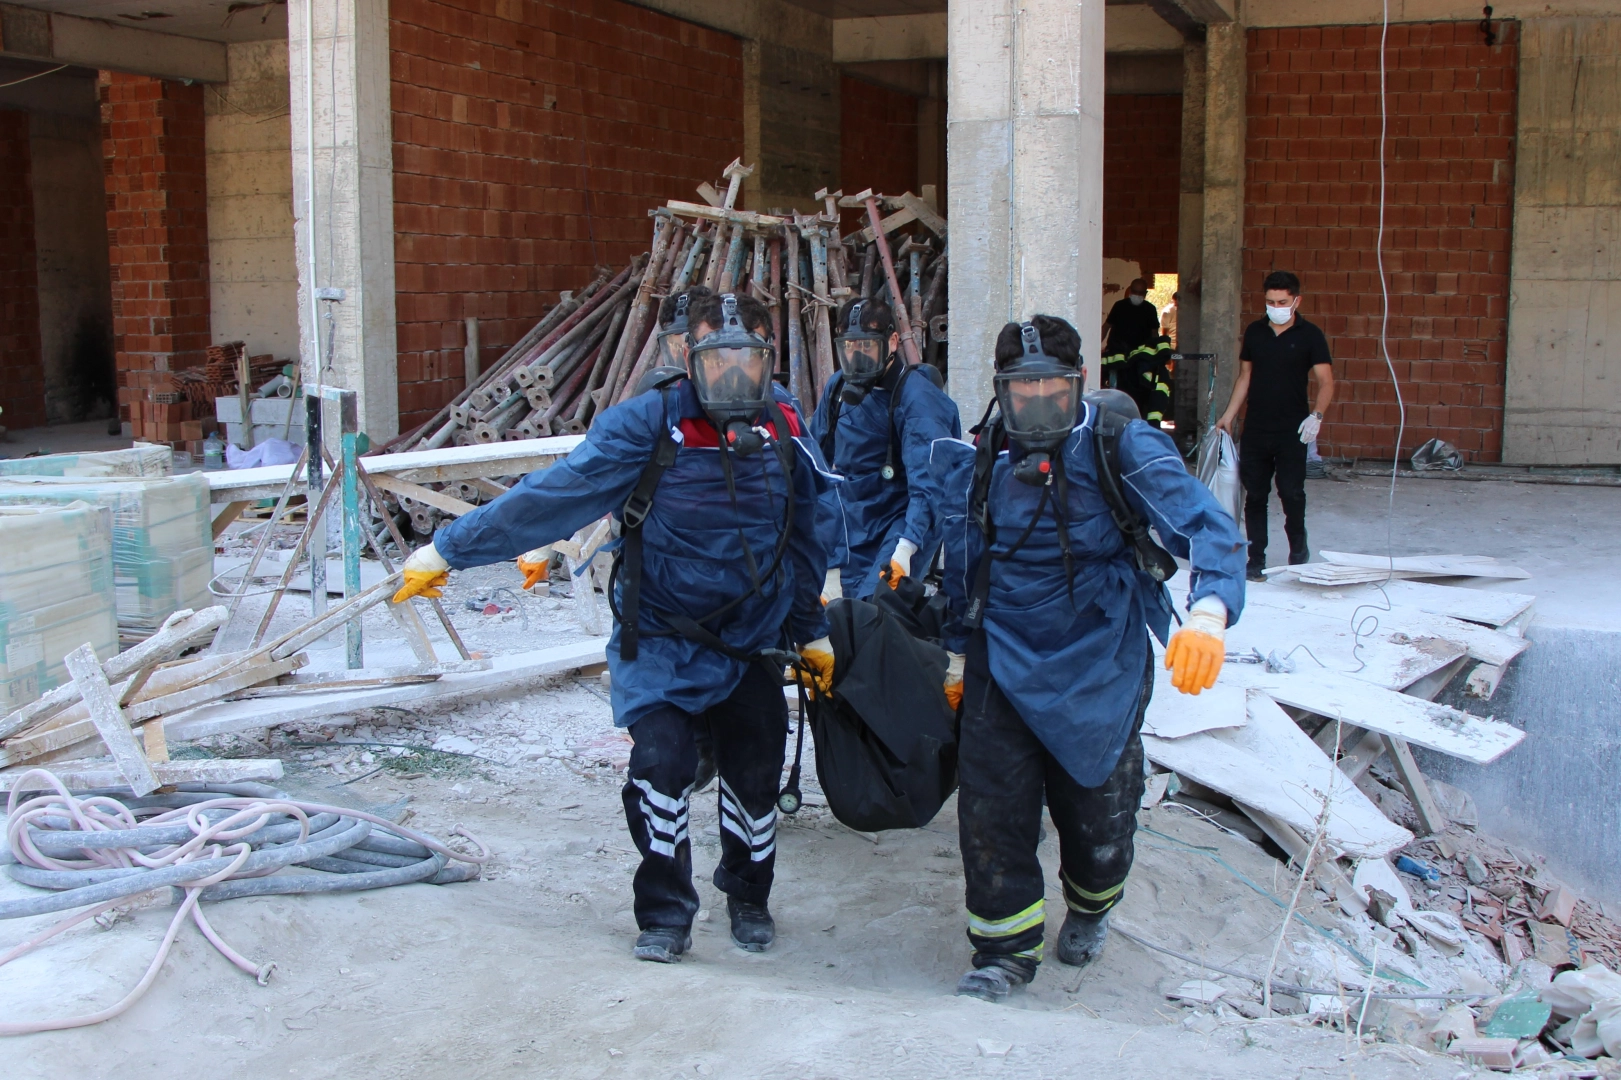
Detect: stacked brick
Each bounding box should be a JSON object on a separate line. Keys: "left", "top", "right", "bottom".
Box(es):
{"left": 389, "top": 0, "right": 746, "bottom": 431}
{"left": 1103, "top": 93, "right": 1183, "bottom": 279}
{"left": 0, "top": 109, "right": 45, "bottom": 432}
{"left": 1244, "top": 21, "right": 1518, "bottom": 461}
{"left": 99, "top": 72, "right": 212, "bottom": 428}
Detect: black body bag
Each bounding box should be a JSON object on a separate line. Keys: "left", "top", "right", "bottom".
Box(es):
{"left": 809, "top": 588, "right": 958, "bottom": 832}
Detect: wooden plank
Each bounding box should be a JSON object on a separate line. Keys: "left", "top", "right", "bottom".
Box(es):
{"left": 1224, "top": 666, "right": 1525, "bottom": 765}
{"left": 1318, "top": 550, "right": 1532, "bottom": 580}
{"left": 61, "top": 645, "right": 158, "bottom": 796}
{"left": 126, "top": 655, "right": 305, "bottom": 722}
{"left": 140, "top": 716, "right": 169, "bottom": 763}
{"left": 1143, "top": 692, "right": 1412, "bottom": 859}
{"left": 0, "top": 757, "right": 284, "bottom": 791}
{"left": 211, "top": 499, "right": 251, "bottom": 538}
{"left": 0, "top": 606, "right": 227, "bottom": 740}
{"left": 891, "top": 192, "right": 949, "bottom": 239}
{"left": 663, "top": 200, "right": 785, "bottom": 228}
{"left": 850, "top": 205, "right": 917, "bottom": 247}
{"left": 368, "top": 474, "right": 478, "bottom": 517}
{"left": 265, "top": 572, "right": 404, "bottom": 660}
{"left": 207, "top": 435, "right": 584, "bottom": 502}
{"left": 469, "top": 477, "right": 509, "bottom": 499}
{"left": 165, "top": 639, "right": 608, "bottom": 742}
{"left": 1383, "top": 734, "right": 1447, "bottom": 835}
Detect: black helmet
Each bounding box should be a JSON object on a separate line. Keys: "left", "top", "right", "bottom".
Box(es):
{"left": 994, "top": 323, "right": 1083, "bottom": 450}
{"left": 687, "top": 293, "right": 774, "bottom": 449}
{"left": 655, "top": 293, "right": 695, "bottom": 370}
{"left": 634, "top": 365, "right": 687, "bottom": 397}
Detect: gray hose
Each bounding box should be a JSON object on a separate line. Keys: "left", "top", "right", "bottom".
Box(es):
{"left": 189, "top": 853, "right": 447, "bottom": 900}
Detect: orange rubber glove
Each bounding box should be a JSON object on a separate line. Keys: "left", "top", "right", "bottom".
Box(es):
{"left": 793, "top": 636, "right": 835, "bottom": 697}
{"left": 392, "top": 542, "right": 450, "bottom": 603}
{"left": 516, "top": 546, "right": 551, "bottom": 591}
{"left": 1164, "top": 597, "right": 1227, "bottom": 695}
{"left": 944, "top": 651, "right": 965, "bottom": 711}
{"left": 880, "top": 537, "right": 919, "bottom": 586}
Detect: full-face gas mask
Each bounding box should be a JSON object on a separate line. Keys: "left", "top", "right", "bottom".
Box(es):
{"left": 687, "top": 294, "right": 775, "bottom": 455}
{"left": 834, "top": 301, "right": 892, "bottom": 407}
{"left": 656, "top": 294, "right": 695, "bottom": 370}
{"left": 993, "top": 323, "right": 1083, "bottom": 486}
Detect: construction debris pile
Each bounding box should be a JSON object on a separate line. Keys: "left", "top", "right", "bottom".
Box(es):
{"left": 127, "top": 343, "right": 286, "bottom": 457}
{"left": 387, "top": 162, "right": 947, "bottom": 458}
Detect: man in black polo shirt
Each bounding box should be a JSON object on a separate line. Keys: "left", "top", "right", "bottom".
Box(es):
{"left": 1217, "top": 270, "right": 1334, "bottom": 580}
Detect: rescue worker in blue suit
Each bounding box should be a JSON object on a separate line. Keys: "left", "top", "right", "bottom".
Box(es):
{"left": 931, "top": 315, "right": 1248, "bottom": 1003}
{"left": 809, "top": 298, "right": 961, "bottom": 601}
{"left": 391, "top": 292, "right": 835, "bottom": 963}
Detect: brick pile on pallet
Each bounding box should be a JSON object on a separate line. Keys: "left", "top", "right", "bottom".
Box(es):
{"left": 125, "top": 342, "right": 284, "bottom": 455}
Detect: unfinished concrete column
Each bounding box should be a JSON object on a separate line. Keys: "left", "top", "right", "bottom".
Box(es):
{"left": 947, "top": 0, "right": 1106, "bottom": 415}
{"left": 1176, "top": 39, "right": 1206, "bottom": 360}
{"left": 1198, "top": 19, "right": 1246, "bottom": 417}
{"left": 288, "top": 0, "right": 397, "bottom": 439}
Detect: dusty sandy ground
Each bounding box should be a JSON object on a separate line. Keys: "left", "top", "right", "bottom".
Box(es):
{"left": 2, "top": 664, "right": 1489, "bottom": 1080}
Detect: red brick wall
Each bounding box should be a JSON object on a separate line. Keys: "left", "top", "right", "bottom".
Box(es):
{"left": 99, "top": 72, "right": 211, "bottom": 422}
{"left": 840, "top": 74, "right": 919, "bottom": 233}
{"left": 0, "top": 109, "right": 45, "bottom": 431}
{"left": 390, "top": 0, "right": 745, "bottom": 429}
{"left": 1104, "top": 93, "right": 1182, "bottom": 278}
{"left": 1244, "top": 22, "right": 1517, "bottom": 461}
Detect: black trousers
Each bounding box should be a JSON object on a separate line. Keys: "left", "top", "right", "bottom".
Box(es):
{"left": 621, "top": 662, "right": 787, "bottom": 931}
{"left": 956, "top": 631, "right": 1151, "bottom": 978}
{"left": 1239, "top": 429, "right": 1308, "bottom": 566}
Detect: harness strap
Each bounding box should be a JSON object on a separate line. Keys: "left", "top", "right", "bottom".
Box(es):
{"left": 619, "top": 406, "right": 682, "bottom": 661}
{"left": 821, "top": 360, "right": 913, "bottom": 483}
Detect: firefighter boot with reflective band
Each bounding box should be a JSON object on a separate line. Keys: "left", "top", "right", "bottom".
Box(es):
{"left": 727, "top": 897, "right": 775, "bottom": 951}
{"left": 633, "top": 927, "right": 692, "bottom": 963}
{"left": 955, "top": 961, "right": 1031, "bottom": 1003}
{"left": 1056, "top": 910, "right": 1110, "bottom": 967}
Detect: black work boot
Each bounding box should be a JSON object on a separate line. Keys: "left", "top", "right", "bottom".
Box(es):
{"left": 1288, "top": 546, "right": 1310, "bottom": 565}
{"left": 1055, "top": 910, "right": 1110, "bottom": 968}
{"left": 955, "top": 959, "right": 1032, "bottom": 1003}
{"left": 633, "top": 927, "right": 691, "bottom": 963}
{"left": 1246, "top": 562, "right": 1266, "bottom": 583}
{"left": 727, "top": 897, "right": 775, "bottom": 952}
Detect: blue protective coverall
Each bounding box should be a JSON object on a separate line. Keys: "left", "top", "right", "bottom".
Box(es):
{"left": 933, "top": 399, "right": 1247, "bottom": 978}
{"left": 434, "top": 379, "right": 832, "bottom": 730}
{"left": 808, "top": 360, "right": 962, "bottom": 598}
{"left": 934, "top": 400, "right": 1248, "bottom": 787}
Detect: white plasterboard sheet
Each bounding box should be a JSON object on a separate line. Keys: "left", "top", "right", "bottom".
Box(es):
{"left": 1245, "top": 584, "right": 1528, "bottom": 667}
{"left": 1142, "top": 670, "right": 1247, "bottom": 739}
{"left": 1319, "top": 551, "right": 1531, "bottom": 580}
{"left": 1222, "top": 666, "right": 1525, "bottom": 765}
{"left": 1272, "top": 577, "right": 1534, "bottom": 628}
{"left": 1143, "top": 691, "right": 1412, "bottom": 859}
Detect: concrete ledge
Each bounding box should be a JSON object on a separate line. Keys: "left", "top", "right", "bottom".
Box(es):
{"left": 0, "top": 6, "right": 227, "bottom": 82}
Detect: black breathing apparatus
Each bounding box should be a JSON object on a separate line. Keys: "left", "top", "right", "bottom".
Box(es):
{"left": 687, "top": 293, "right": 775, "bottom": 456}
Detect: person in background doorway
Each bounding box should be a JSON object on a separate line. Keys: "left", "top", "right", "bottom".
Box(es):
{"left": 1216, "top": 270, "right": 1334, "bottom": 581}
{"left": 1100, "top": 278, "right": 1158, "bottom": 390}
{"left": 1159, "top": 291, "right": 1179, "bottom": 350}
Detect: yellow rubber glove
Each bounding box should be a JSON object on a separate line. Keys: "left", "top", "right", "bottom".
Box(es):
{"left": 944, "top": 651, "right": 965, "bottom": 711}
{"left": 393, "top": 542, "right": 450, "bottom": 603}
{"left": 794, "top": 636, "right": 835, "bottom": 697}
{"left": 881, "top": 537, "right": 919, "bottom": 586}
{"left": 516, "top": 546, "right": 551, "bottom": 591}
{"left": 820, "top": 567, "right": 842, "bottom": 607}
{"left": 1164, "top": 596, "right": 1227, "bottom": 695}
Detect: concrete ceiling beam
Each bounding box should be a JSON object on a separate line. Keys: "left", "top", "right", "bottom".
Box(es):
{"left": 0, "top": 3, "right": 226, "bottom": 82}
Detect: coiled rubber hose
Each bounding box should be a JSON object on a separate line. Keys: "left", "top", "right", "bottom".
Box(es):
{"left": 0, "top": 769, "right": 488, "bottom": 1036}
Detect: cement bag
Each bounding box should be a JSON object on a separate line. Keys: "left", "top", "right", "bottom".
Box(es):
{"left": 1196, "top": 429, "right": 1242, "bottom": 523}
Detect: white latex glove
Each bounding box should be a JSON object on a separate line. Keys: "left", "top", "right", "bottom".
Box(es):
{"left": 821, "top": 567, "right": 843, "bottom": 605}
{"left": 1298, "top": 413, "right": 1322, "bottom": 444}
{"left": 885, "top": 537, "right": 919, "bottom": 583}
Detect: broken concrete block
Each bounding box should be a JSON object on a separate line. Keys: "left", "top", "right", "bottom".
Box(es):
{"left": 1141, "top": 771, "right": 1170, "bottom": 809}
{"left": 1535, "top": 884, "right": 1578, "bottom": 927}
{"left": 1514, "top": 1040, "right": 1554, "bottom": 1067}
{"left": 1362, "top": 999, "right": 1432, "bottom": 1048}
{"left": 1464, "top": 662, "right": 1504, "bottom": 700}
{"left": 1529, "top": 921, "right": 1581, "bottom": 969}
{"left": 976, "top": 1039, "right": 1010, "bottom": 1058}
{"left": 1428, "top": 1003, "right": 1477, "bottom": 1050}
{"left": 1168, "top": 980, "right": 1227, "bottom": 1004}
{"left": 1428, "top": 779, "right": 1479, "bottom": 828}
{"left": 1448, "top": 1036, "right": 1519, "bottom": 1069}
{"left": 1181, "top": 1012, "right": 1219, "bottom": 1035}
{"left": 1464, "top": 853, "right": 1488, "bottom": 885}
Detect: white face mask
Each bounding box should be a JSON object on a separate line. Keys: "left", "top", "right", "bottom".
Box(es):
{"left": 1266, "top": 303, "right": 1295, "bottom": 325}
{"left": 1128, "top": 294, "right": 1144, "bottom": 306}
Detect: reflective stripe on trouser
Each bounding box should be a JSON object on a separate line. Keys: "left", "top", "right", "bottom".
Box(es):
{"left": 621, "top": 661, "right": 789, "bottom": 930}
{"left": 956, "top": 631, "right": 1152, "bottom": 976}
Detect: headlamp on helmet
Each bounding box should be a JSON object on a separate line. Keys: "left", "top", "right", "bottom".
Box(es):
{"left": 994, "top": 323, "right": 1083, "bottom": 483}
{"left": 688, "top": 293, "right": 775, "bottom": 454}
{"left": 834, "top": 300, "right": 891, "bottom": 406}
